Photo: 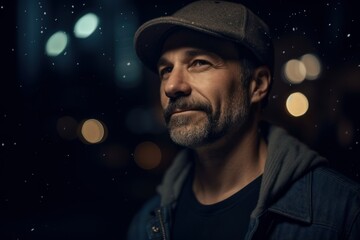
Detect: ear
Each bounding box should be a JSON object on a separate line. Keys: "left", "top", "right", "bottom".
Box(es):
{"left": 249, "top": 66, "right": 271, "bottom": 104}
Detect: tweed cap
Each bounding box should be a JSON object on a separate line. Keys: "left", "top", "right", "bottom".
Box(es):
{"left": 134, "top": 0, "right": 273, "bottom": 73}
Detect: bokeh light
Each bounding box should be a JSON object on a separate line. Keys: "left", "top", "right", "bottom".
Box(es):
{"left": 134, "top": 141, "right": 162, "bottom": 170}
{"left": 286, "top": 92, "right": 309, "bottom": 117}
{"left": 80, "top": 119, "right": 107, "bottom": 144}
{"left": 74, "top": 13, "right": 99, "bottom": 38}
{"left": 283, "top": 59, "right": 307, "bottom": 84}
{"left": 300, "top": 54, "right": 322, "bottom": 80}
{"left": 57, "top": 116, "right": 78, "bottom": 140}
{"left": 45, "top": 31, "right": 68, "bottom": 56}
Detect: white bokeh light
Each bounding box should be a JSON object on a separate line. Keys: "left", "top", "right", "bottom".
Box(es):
{"left": 74, "top": 13, "right": 99, "bottom": 38}
{"left": 300, "top": 54, "right": 322, "bottom": 80}
{"left": 283, "top": 59, "right": 307, "bottom": 84}
{"left": 45, "top": 31, "right": 68, "bottom": 56}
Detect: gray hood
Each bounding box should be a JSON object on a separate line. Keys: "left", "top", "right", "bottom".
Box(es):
{"left": 157, "top": 124, "right": 327, "bottom": 214}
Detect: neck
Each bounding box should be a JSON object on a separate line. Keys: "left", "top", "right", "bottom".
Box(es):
{"left": 193, "top": 120, "right": 267, "bottom": 205}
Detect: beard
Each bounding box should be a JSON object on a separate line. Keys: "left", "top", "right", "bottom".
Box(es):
{"left": 163, "top": 90, "right": 250, "bottom": 148}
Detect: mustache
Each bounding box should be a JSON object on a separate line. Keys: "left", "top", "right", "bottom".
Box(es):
{"left": 163, "top": 98, "right": 212, "bottom": 123}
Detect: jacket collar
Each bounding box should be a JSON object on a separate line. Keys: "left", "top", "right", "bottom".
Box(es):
{"left": 157, "top": 149, "right": 194, "bottom": 206}
{"left": 267, "top": 171, "right": 312, "bottom": 223}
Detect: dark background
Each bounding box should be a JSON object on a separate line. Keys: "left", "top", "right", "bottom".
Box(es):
{"left": 1, "top": 0, "right": 359, "bottom": 239}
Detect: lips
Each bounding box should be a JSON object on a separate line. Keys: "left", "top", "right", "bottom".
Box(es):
{"left": 171, "top": 108, "right": 198, "bottom": 115}
{"left": 164, "top": 107, "right": 201, "bottom": 124}
{"left": 163, "top": 98, "right": 212, "bottom": 124}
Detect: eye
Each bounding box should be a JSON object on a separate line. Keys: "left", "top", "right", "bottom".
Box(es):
{"left": 189, "top": 59, "right": 212, "bottom": 72}
{"left": 191, "top": 59, "right": 210, "bottom": 67}
{"left": 159, "top": 66, "right": 172, "bottom": 78}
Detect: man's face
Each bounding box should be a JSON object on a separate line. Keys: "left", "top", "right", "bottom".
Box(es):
{"left": 157, "top": 29, "right": 252, "bottom": 148}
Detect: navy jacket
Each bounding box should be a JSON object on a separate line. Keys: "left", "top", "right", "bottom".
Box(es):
{"left": 128, "top": 124, "right": 360, "bottom": 239}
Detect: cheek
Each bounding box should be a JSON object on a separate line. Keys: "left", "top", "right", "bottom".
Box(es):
{"left": 197, "top": 81, "right": 233, "bottom": 113}
{"left": 159, "top": 84, "right": 167, "bottom": 109}
{"left": 219, "top": 81, "right": 244, "bottom": 112}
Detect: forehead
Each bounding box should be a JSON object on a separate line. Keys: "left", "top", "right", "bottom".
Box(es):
{"left": 160, "top": 29, "right": 239, "bottom": 59}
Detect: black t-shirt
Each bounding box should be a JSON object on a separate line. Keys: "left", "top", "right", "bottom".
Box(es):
{"left": 172, "top": 171, "right": 262, "bottom": 240}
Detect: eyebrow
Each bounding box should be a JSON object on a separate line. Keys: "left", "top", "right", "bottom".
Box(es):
{"left": 157, "top": 49, "right": 219, "bottom": 69}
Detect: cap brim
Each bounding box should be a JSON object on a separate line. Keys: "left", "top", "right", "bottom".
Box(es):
{"left": 134, "top": 16, "right": 230, "bottom": 73}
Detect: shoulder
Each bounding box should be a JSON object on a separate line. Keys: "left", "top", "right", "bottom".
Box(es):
{"left": 310, "top": 167, "right": 360, "bottom": 238}
{"left": 312, "top": 167, "right": 360, "bottom": 198}
{"left": 127, "top": 195, "right": 161, "bottom": 240}
{"left": 310, "top": 167, "right": 360, "bottom": 215}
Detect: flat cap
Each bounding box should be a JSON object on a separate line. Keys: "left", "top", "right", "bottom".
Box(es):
{"left": 134, "top": 0, "right": 273, "bottom": 72}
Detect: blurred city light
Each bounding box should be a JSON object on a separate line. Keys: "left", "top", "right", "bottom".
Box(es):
{"left": 80, "top": 119, "right": 107, "bottom": 144}
{"left": 300, "top": 54, "right": 322, "bottom": 80}
{"left": 134, "top": 141, "right": 162, "bottom": 170}
{"left": 283, "top": 54, "right": 322, "bottom": 84}
{"left": 57, "top": 116, "right": 78, "bottom": 140}
{"left": 286, "top": 92, "right": 309, "bottom": 117}
{"left": 45, "top": 31, "right": 68, "bottom": 56}
{"left": 74, "top": 13, "right": 99, "bottom": 38}
{"left": 283, "top": 59, "right": 306, "bottom": 84}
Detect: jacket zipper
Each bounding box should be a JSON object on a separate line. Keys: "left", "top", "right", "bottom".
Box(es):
{"left": 156, "top": 209, "right": 167, "bottom": 240}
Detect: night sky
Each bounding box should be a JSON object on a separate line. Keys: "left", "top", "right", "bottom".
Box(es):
{"left": 1, "top": 0, "right": 359, "bottom": 239}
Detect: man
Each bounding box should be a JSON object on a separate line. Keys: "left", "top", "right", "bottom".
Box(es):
{"left": 128, "top": 1, "right": 360, "bottom": 239}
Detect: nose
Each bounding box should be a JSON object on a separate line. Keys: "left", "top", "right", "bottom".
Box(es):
{"left": 163, "top": 67, "right": 191, "bottom": 99}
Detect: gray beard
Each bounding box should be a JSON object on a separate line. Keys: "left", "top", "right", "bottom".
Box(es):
{"left": 166, "top": 93, "right": 250, "bottom": 148}
{"left": 167, "top": 113, "right": 212, "bottom": 148}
